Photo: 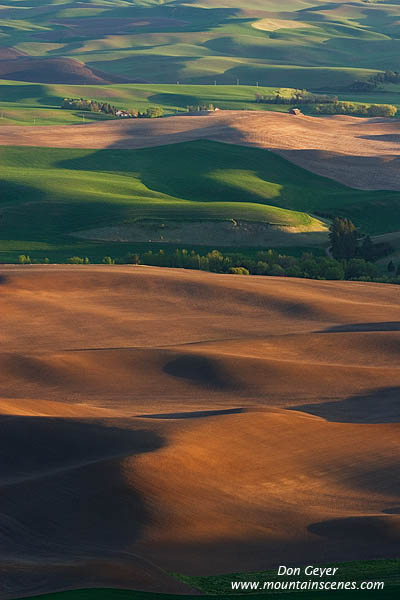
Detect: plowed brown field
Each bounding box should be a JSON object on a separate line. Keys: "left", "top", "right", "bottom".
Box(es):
{"left": 1, "top": 265, "right": 399, "bottom": 598}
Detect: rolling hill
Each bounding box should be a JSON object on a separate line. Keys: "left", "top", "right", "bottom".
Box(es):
{"left": 0, "top": 0, "right": 400, "bottom": 87}
{"left": 1, "top": 265, "right": 399, "bottom": 599}
{"left": 0, "top": 110, "right": 400, "bottom": 262}
{"left": 0, "top": 139, "right": 329, "bottom": 261}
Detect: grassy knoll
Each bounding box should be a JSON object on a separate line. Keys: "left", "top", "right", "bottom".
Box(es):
{"left": 1, "top": 139, "right": 400, "bottom": 262}
{"left": 20, "top": 559, "right": 400, "bottom": 599}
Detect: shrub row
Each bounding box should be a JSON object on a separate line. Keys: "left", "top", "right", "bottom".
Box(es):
{"left": 17, "top": 250, "right": 400, "bottom": 284}
{"left": 312, "top": 101, "right": 397, "bottom": 117}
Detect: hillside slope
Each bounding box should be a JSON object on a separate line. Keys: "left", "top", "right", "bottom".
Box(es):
{"left": 0, "top": 266, "right": 399, "bottom": 598}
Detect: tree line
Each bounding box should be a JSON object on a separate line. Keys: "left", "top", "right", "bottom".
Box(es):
{"left": 255, "top": 89, "right": 337, "bottom": 105}
{"left": 312, "top": 101, "right": 397, "bottom": 117}
{"left": 15, "top": 218, "right": 397, "bottom": 284}
{"left": 50, "top": 249, "right": 398, "bottom": 283}
{"left": 254, "top": 90, "right": 397, "bottom": 117}
{"left": 62, "top": 98, "right": 163, "bottom": 118}
{"left": 16, "top": 252, "right": 399, "bottom": 288}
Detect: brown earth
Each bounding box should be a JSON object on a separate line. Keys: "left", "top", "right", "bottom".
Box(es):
{"left": 0, "top": 110, "right": 399, "bottom": 189}
{"left": 0, "top": 265, "right": 399, "bottom": 598}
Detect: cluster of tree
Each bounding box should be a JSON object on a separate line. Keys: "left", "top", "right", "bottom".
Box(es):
{"left": 313, "top": 101, "right": 397, "bottom": 117}
{"left": 18, "top": 254, "right": 33, "bottom": 264}
{"left": 62, "top": 98, "right": 124, "bottom": 115}
{"left": 256, "top": 89, "right": 337, "bottom": 105}
{"left": 373, "top": 70, "right": 400, "bottom": 85}
{"left": 329, "top": 217, "right": 393, "bottom": 261}
{"left": 348, "top": 70, "right": 400, "bottom": 91}
{"left": 329, "top": 217, "right": 358, "bottom": 259}
{"left": 18, "top": 255, "right": 51, "bottom": 264}
{"left": 66, "top": 256, "right": 90, "bottom": 264}
{"left": 20, "top": 256, "right": 114, "bottom": 265}
{"left": 187, "top": 104, "right": 216, "bottom": 112}
{"left": 62, "top": 98, "right": 163, "bottom": 118}
{"left": 142, "top": 106, "right": 164, "bottom": 118}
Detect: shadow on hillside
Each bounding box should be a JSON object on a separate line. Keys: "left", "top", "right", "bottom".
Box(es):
{"left": 290, "top": 386, "right": 400, "bottom": 424}
{"left": 163, "top": 353, "right": 242, "bottom": 390}
{"left": 54, "top": 136, "right": 331, "bottom": 247}
{"left": 0, "top": 416, "right": 163, "bottom": 555}
{"left": 308, "top": 515, "right": 400, "bottom": 543}
{"left": 86, "top": 54, "right": 196, "bottom": 85}
{"left": 137, "top": 407, "right": 244, "bottom": 419}
{"left": 0, "top": 83, "right": 49, "bottom": 103}
{"left": 51, "top": 108, "right": 400, "bottom": 243}
{"left": 359, "top": 134, "right": 400, "bottom": 143}
{"left": 323, "top": 322, "right": 400, "bottom": 332}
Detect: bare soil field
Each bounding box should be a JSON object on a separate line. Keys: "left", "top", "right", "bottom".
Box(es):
{"left": 0, "top": 111, "right": 399, "bottom": 190}
{"left": 0, "top": 265, "right": 399, "bottom": 598}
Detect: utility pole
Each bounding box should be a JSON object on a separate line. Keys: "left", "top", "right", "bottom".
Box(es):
{"left": 236, "top": 78, "right": 239, "bottom": 86}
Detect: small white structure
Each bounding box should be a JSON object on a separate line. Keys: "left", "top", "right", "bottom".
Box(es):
{"left": 116, "top": 110, "right": 130, "bottom": 118}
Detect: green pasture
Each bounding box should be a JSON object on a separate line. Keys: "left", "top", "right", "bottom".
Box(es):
{"left": 0, "top": 79, "right": 398, "bottom": 128}
{"left": 19, "top": 559, "right": 400, "bottom": 599}
{"left": 0, "top": 140, "right": 400, "bottom": 262}
{"left": 0, "top": 81, "right": 301, "bottom": 123}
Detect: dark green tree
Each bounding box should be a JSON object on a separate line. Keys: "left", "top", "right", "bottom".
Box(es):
{"left": 329, "top": 217, "right": 359, "bottom": 259}
{"left": 360, "top": 235, "right": 374, "bottom": 261}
